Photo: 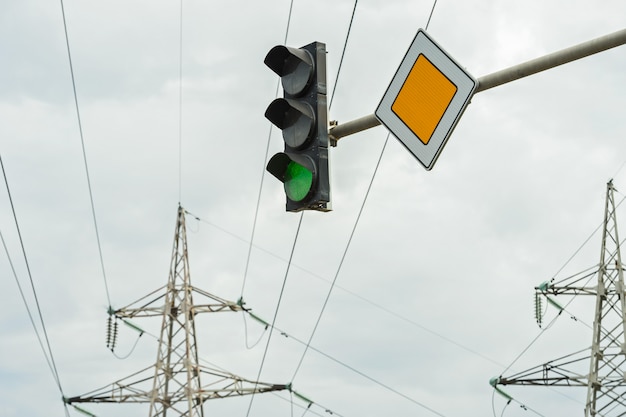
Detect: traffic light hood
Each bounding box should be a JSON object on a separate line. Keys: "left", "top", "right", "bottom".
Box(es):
{"left": 264, "top": 45, "right": 315, "bottom": 97}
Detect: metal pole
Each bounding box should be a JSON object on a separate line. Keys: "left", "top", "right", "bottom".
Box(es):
{"left": 329, "top": 114, "right": 381, "bottom": 144}
{"left": 329, "top": 28, "right": 626, "bottom": 143}
{"left": 475, "top": 28, "right": 626, "bottom": 93}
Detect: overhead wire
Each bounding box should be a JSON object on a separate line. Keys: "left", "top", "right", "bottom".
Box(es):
{"left": 182, "top": 0, "right": 446, "bottom": 415}
{"left": 290, "top": 0, "right": 440, "bottom": 383}
{"left": 425, "top": 0, "right": 438, "bottom": 30}
{"left": 242, "top": 4, "right": 301, "bottom": 414}
{"left": 185, "top": 208, "right": 507, "bottom": 367}
{"left": 245, "top": 211, "right": 304, "bottom": 417}
{"left": 1, "top": 228, "right": 57, "bottom": 383}
{"left": 84, "top": 316, "right": 342, "bottom": 417}
{"left": 286, "top": 2, "right": 448, "bottom": 414}
{"left": 280, "top": 389, "right": 343, "bottom": 417}
{"left": 188, "top": 0, "right": 479, "bottom": 413}
{"left": 5, "top": 1, "right": 512, "bottom": 416}
{"left": 491, "top": 387, "right": 550, "bottom": 417}
{"left": 242, "top": 309, "right": 268, "bottom": 349}
{"left": 239, "top": 0, "right": 295, "bottom": 300}
{"left": 508, "top": 398, "right": 547, "bottom": 417}
{"left": 59, "top": 0, "right": 112, "bottom": 309}
{"left": 245, "top": 310, "right": 449, "bottom": 417}
{"left": 1, "top": 155, "right": 70, "bottom": 417}
{"left": 104, "top": 297, "right": 441, "bottom": 417}
{"left": 289, "top": 0, "right": 360, "bottom": 384}
{"left": 328, "top": 0, "right": 358, "bottom": 110}
{"left": 188, "top": 205, "right": 526, "bottom": 414}
{"left": 291, "top": 134, "right": 388, "bottom": 381}
{"left": 195, "top": 0, "right": 448, "bottom": 413}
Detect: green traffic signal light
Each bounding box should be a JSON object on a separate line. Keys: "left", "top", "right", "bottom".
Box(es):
{"left": 284, "top": 160, "right": 313, "bottom": 202}
{"left": 267, "top": 152, "right": 316, "bottom": 203}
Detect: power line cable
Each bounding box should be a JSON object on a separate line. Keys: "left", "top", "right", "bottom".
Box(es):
{"left": 207, "top": 1, "right": 443, "bottom": 413}
{"left": 328, "top": 0, "right": 358, "bottom": 110}
{"left": 1, "top": 228, "right": 57, "bottom": 385}
{"left": 96, "top": 317, "right": 343, "bottom": 417}
{"left": 291, "top": 0, "right": 440, "bottom": 384}
{"left": 245, "top": 212, "right": 304, "bottom": 417}
{"left": 240, "top": 3, "right": 306, "bottom": 409}
{"left": 288, "top": 0, "right": 360, "bottom": 383}
{"left": 253, "top": 0, "right": 359, "bottom": 342}
{"left": 59, "top": 0, "right": 112, "bottom": 308}
{"left": 425, "top": 0, "right": 438, "bottom": 30}
{"left": 246, "top": 310, "right": 448, "bottom": 417}
{"left": 240, "top": 0, "right": 295, "bottom": 299}
{"left": 185, "top": 208, "right": 506, "bottom": 367}
{"left": 1, "top": 155, "right": 70, "bottom": 417}
{"left": 242, "top": 310, "right": 268, "bottom": 349}
{"left": 116, "top": 301, "right": 442, "bottom": 417}
{"left": 1, "top": 155, "right": 61, "bottom": 387}
{"left": 278, "top": 391, "right": 341, "bottom": 417}
{"left": 291, "top": 135, "right": 389, "bottom": 382}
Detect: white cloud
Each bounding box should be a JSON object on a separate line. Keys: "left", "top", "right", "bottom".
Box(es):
{"left": 2, "top": 1, "right": 626, "bottom": 416}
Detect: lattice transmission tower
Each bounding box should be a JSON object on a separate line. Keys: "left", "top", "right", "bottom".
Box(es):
{"left": 65, "top": 205, "right": 288, "bottom": 416}
{"left": 491, "top": 180, "right": 626, "bottom": 416}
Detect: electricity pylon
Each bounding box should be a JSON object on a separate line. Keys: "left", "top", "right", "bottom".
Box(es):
{"left": 66, "top": 206, "right": 288, "bottom": 416}
{"left": 491, "top": 180, "right": 626, "bottom": 416}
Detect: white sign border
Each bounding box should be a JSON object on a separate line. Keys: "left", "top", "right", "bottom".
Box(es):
{"left": 375, "top": 29, "right": 477, "bottom": 170}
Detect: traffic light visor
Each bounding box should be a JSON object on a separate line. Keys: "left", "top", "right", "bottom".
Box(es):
{"left": 267, "top": 153, "right": 315, "bottom": 202}
{"left": 264, "top": 45, "right": 314, "bottom": 97}
{"left": 265, "top": 98, "right": 315, "bottom": 149}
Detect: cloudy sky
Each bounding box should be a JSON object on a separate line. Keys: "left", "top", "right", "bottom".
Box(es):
{"left": 2, "top": 1, "right": 626, "bottom": 416}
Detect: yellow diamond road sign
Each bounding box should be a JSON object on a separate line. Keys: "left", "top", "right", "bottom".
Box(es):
{"left": 376, "top": 29, "right": 477, "bottom": 170}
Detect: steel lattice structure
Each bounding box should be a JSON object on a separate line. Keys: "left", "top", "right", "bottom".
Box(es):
{"left": 66, "top": 206, "right": 288, "bottom": 416}
{"left": 492, "top": 181, "right": 626, "bottom": 416}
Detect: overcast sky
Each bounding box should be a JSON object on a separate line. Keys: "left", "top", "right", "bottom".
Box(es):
{"left": 2, "top": 1, "right": 626, "bottom": 416}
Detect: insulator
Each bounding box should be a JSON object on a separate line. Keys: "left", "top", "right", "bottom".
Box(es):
{"left": 546, "top": 296, "right": 564, "bottom": 312}
{"left": 111, "top": 319, "right": 119, "bottom": 351}
{"left": 534, "top": 293, "right": 543, "bottom": 328}
{"left": 106, "top": 315, "right": 113, "bottom": 348}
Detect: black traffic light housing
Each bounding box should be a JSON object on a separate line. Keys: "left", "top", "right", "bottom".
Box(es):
{"left": 264, "top": 41, "right": 330, "bottom": 212}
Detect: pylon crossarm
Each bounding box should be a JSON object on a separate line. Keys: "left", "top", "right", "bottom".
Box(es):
{"left": 65, "top": 366, "right": 156, "bottom": 404}
{"left": 189, "top": 286, "right": 246, "bottom": 313}
{"left": 496, "top": 349, "right": 590, "bottom": 387}
{"left": 66, "top": 364, "right": 288, "bottom": 405}
{"left": 113, "top": 286, "right": 244, "bottom": 319}
{"left": 197, "top": 365, "right": 289, "bottom": 399}
{"left": 112, "top": 285, "right": 168, "bottom": 319}
{"left": 536, "top": 266, "right": 601, "bottom": 297}
{"left": 191, "top": 303, "right": 242, "bottom": 314}
{"left": 535, "top": 254, "right": 624, "bottom": 297}
{"left": 115, "top": 307, "right": 165, "bottom": 318}
{"left": 197, "top": 381, "right": 289, "bottom": 401}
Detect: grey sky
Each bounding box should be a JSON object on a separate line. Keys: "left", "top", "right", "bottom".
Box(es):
{"left": 2, "top": 1, "right": 626, "bottom": 416}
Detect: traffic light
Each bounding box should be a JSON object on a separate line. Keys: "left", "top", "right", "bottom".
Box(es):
{"left": 264, "top": 41, "right": 331, "bottom": 212}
